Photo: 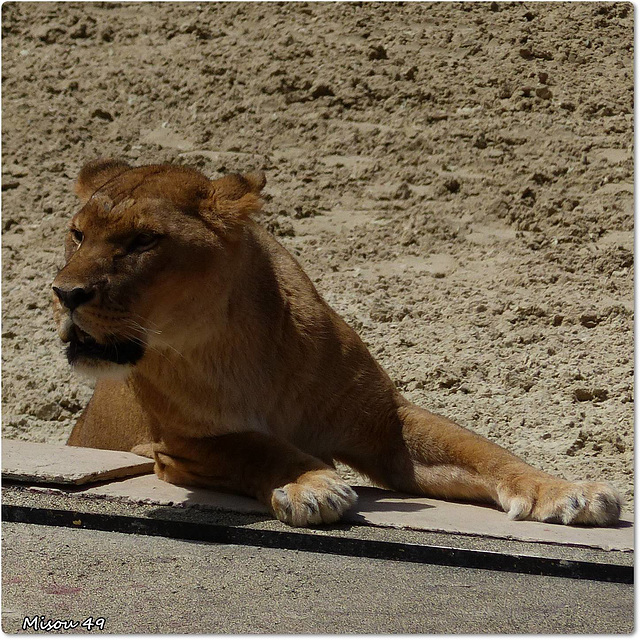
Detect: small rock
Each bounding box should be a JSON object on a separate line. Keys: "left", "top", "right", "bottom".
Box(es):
{"left": 473, "top": 133, "right": 488, "bottom": 149}
{"left": 310, "top": 84, "right": 334, "bottom": 100}
{"left": 101, "top": 26, "right": 115, "bottom": 42}
{"left": 292, "top": 205, "right": 314, "bottom": 219}
{"left": 33, "top": 24, "right": 66, "bottom": 44}
{"left": 531, "top": 172, "right": 551, "bottom": 185}
{"left": 91, "top": 108, "right": 114, "bottom": 122}
{"left": 538, "top": 72, "right": 549, "bottom": 84}
{"left": 70, "top": 22, "right": 92, "bottom": 39}
{"left": 552, "top": 314, "right": 564, "bottom": 326}
{"left": 573, "top": 388, "right": 609, "bottom": 402}
{"left": 400, "top": 230, "right": 416, "bottom": 247}
{"left": 580, "top": 313, "right": 600, "bottom": 328}
{"left": 497, "top": 83, "right": 514, "bottom": 99}
{"left": 394, "top": 182, "right": 412, "bottom": 200}
{"left": 368, "top": 44, "right": 388, "bottom": 60}
{"left": 438, "top": 374, "right": 461, "bottom": 389}
{"left": 519, "top": 47, "right": 553, "bottom": 61}
{"left": 34, "top": 402, "right": 63, "bottom": 421}
{"left": 536, "top": 87, "right": 553, "bottom": 100}
{"left": 264, "top": 218, "right": 295, "bottom": 238}
{"left": 521, "top": 187, "right": 536, "bottom": 204}
{"left": 403, "top": 66, "right": 418, "bottom": 81}
{"left": 443, "top": 177, "right": 460, "bottom": 193}
{"left": 369, "top": 300, "right": 394, "bottom": 323}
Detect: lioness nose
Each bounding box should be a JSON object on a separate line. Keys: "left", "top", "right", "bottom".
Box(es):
{"left": 52, "top": 285, "right": 95, "bottom": 311}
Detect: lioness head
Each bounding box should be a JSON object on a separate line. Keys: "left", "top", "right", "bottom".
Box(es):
{"left": 52, "top": 159, "right": 265, "bottom": 377}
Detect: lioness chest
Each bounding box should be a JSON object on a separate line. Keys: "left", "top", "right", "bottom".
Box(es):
{"left": 131, "top": 353, "right": 309, "bottom": 441}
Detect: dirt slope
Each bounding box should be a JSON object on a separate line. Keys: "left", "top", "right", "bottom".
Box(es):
{"left": 2, "top": 2, "right": 634, "bottom": 507}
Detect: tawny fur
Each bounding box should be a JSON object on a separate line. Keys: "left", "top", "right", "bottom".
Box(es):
{"left": 53, "top": 159, "right": 622, "bottom": 527}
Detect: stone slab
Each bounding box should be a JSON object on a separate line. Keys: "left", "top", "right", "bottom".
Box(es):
{"left": 1, "top": 440, "right": 154, "bottom": 485}
{"left": 3, "top": 441, "right": 632, "bottom": 551}
{"left": 80, "top": 472, "right": 270, "bottom": 515}
{"left": 349, "top": 486, "right": 633, "bottom": 552}
{"left": 34, "top": 473, "right": 633, "bottom": 552}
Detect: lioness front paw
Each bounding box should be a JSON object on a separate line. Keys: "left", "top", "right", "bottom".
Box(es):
{"left": 271, "top": 469, "right": 358, "bottom": 527}
{"left": 498, "top": 477, "right": 622, "bottom": 526}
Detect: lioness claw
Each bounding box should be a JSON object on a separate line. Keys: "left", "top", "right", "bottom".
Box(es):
{"left": 271, "top": 473, "right": 358, "bottom": 527}
{"left": 498, "top": 479, "right": 622, "bottom": 526}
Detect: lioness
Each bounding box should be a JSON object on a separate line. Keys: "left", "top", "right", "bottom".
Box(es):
{"left": 52, "top": 159, "right": 622, "bottom": 527}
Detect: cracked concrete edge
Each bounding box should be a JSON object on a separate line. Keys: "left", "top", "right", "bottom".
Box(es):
{"left": 2, "top": 483, "right": 633, "bottom": 567}
{"left": 1, "top": 464, "right": 154, "bottom": 486}
{"left": 1, "top": 440, "right": 633, "bottom": 553}
{"left": 1, "top": 439, "right": 154, "bottom": 485}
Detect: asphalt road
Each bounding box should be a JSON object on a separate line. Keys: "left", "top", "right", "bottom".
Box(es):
{"left": 2, "top": 522, "right": 633, "bottom": 634}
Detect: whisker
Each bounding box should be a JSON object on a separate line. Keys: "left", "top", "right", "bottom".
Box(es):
{"left": 118, "top": 328, "right": 185, "bottom": 370}
{"left": 120, "top": 318, "right": 185, "bottom": 361}
{"left": 123, "top": 319, "right": 161, "bottom": 336}
{"left": 129, "top": 312, "right": 163, "bottom": 334}
{"left": 126, "top": 322, "right": 186, "bottom": 361}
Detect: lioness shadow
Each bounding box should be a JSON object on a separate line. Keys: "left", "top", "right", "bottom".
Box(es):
{"left": 141, "top": 483, "right": 440, "bottom": 531}
{"left": 136, "top": 482, "right": 633, "bottom": 532}
{"left": 350, "top": 485, "right": 441, "bottom": 515}
{"left": 350, "top": 486, "right": 634, "bottom": 529}
{"left": 146, "top": 484, "right": 273, "bottom": 528}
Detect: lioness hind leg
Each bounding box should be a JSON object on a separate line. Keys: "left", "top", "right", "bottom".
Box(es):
{"left": 153, "top": 432, "right": 357, "bottom": 527}
{"left": 364, "top": 404, "right": 622, "bottom": 526}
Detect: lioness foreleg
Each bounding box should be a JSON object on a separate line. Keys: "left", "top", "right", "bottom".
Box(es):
{"left": 152, "top": 432, "right": 357, "bottom": 527}
{"left": 386, "top": 404, "right": 621, "bottom": 526}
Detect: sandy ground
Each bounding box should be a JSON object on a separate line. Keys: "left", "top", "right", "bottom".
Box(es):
{"left": 1, "top": 3, "right": 634, "bottom": 508}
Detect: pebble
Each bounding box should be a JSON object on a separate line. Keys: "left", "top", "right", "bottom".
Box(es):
{"left": 368, "top": 44, "right": 388, "bottom": 60}
{"left": 32, "top": 24, "right": 66, "bottom": 44}
{"left": 574, "top": 388, "right": 609, "bottom": 402}
{"left": 535, "top": 87, "right": 552, "bottom": 100}
{"left": 91, "top": 108, "right": 114, "bottom": 122}
{"left": 443, "top": 177, "right": 460, "bottom": 193}
{"left": 580, "top": 313, "right": 600, "bottom": 328}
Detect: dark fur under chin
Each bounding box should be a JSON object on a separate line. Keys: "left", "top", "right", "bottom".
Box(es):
{"left": 66, "top": 337, "right": 145, "bottom": 366}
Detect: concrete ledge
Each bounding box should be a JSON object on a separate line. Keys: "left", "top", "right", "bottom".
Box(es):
{"left": 49, "top": 474, "right": 633, "bottom": 552}
{"left": 350, "top": 486, "right": 633, "bottom": 552}
{"left": 1, "top": 439, "right": 153, "bottom": 485}
{"left": 3, "top": 500, "right": 632, "bottom": 584}
{"left": 1, "top": 440, "right": 633, "bottom": 554}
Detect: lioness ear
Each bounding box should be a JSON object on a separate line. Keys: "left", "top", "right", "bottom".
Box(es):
{"left": 204, "top": 171, "right": 266, "bottom": 223}
{"left": 75, "top": 158, "right": 132, "bottom": 203}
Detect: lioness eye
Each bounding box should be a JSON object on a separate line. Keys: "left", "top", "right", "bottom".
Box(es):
{"left": 70, "top": 228, "right": 84, "bottom": 245}
{"left": 130, "top": 232, "right": 160, "bottom": 252}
